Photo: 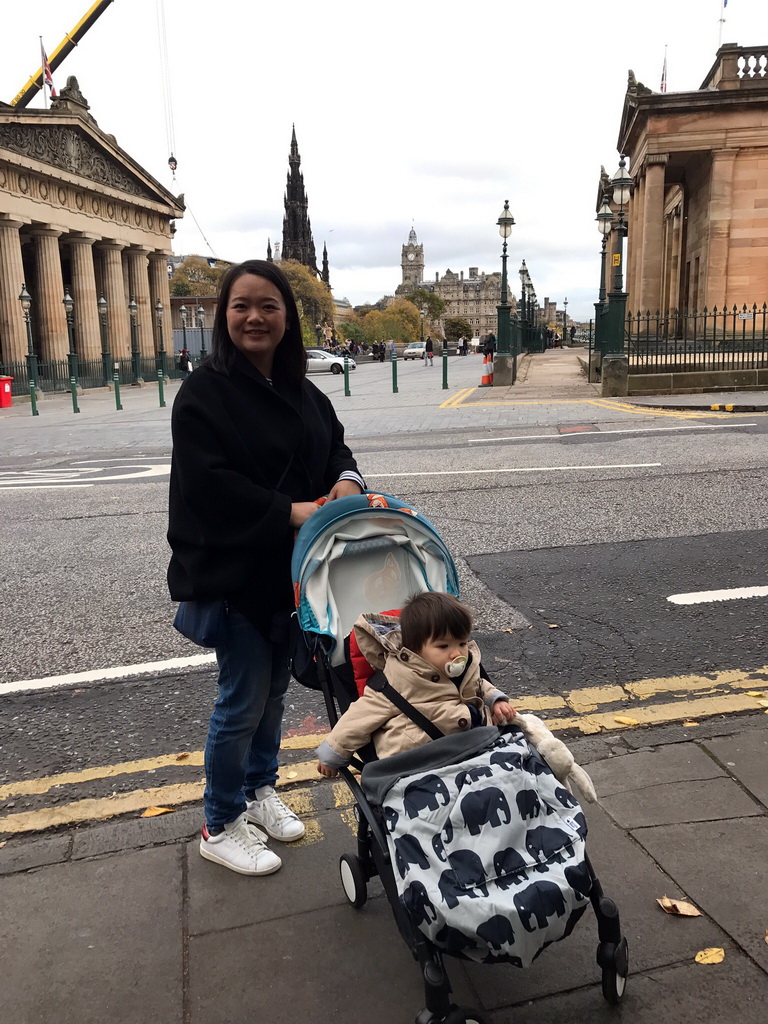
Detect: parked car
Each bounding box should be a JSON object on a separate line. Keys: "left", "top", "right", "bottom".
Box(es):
{"left": 403, "top": 342, "right": 426, "bottom": 360}
{"left": 305, "top": 349, "right": 356, "bottom": 374}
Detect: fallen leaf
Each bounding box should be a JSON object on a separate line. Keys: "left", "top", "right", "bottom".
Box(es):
{"left": 746, "top": 691, "right": 764, "bottom": 698}
{"left": 682, "top": 721, "right": 700, "bottom": 727}
{"left": 501, "top": 628, "right": 516, "bottom": 634}
{"left": 175, "top": 752, "right": 190, "bottom": 761}
{"left": 764, "top": 929, "right": 768, "bottom": 945}
{"left": 547, "top": 624, "right": 559, "bottom": 629}
{"left": 757, "top": 699, "right": 768, "bottom": 708}
{"left": 0, "top": 841, "right": 6, "bottom": 849}
{"left": 657, "top": 896, "right": 701, "bottom": 917}
{"left": 141, "top": 806, "right": 173, "bottom": 817}
{"left": 286, "top": 771, "right": 298, "bottom": 780}
{"left": 614, "top": 715, "right": 640, "bottom": 726}
{"left": 695, "top": 948, "right": 725, "bottom": 964}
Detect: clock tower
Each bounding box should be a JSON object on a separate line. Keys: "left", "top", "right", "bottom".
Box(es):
{"left": 400, "top": 226, "right": 424, "bottom": 290}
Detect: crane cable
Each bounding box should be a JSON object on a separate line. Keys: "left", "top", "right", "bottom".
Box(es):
{"left": 155, "top": 0, "right": 218, "bottom": 259}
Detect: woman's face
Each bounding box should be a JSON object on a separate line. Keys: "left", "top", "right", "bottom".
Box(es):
{"left": 226, "top": 273, "right": 288, "bottom": 375}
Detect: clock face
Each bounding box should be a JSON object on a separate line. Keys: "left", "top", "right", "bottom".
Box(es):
{"left": 407, "top": 253, "right": 415, "bottom": 262}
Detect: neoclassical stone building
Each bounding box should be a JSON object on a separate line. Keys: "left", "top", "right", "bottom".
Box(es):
{"left": 0, "top": 77, "right": 183, "bottom": 374}
{"left": 617, "top": 44, "right": 768, "bottom": 314}
{"left": 394, "top": 227, "right": 516, "bottom": 336}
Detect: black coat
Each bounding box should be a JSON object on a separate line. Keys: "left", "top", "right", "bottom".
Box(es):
{"left": 167, "top": 351, "right": 360, "bottom": 632}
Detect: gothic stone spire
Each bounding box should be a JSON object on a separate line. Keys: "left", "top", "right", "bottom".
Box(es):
{"left": 281, "top": 125, "right": 318, "bottom": 274}
{"left": 321, "top": 242, "right": 330, "bottom": 288}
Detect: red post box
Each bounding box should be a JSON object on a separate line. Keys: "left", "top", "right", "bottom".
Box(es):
{"left": 0, "top": 376, "right": 13, "bottom": 408}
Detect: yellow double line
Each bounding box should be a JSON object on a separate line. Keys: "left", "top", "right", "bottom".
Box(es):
{"left": 1, "top": 666, "right": 766, "bottom": 837}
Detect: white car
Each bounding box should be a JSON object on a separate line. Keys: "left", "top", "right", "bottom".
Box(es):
{"left": 305, "top": 349, "right": 356, "bottom": 375}
{"left": 403, "top": 342, "right": 426, "bottom": 360}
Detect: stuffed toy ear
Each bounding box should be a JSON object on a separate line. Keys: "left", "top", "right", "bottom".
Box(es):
{"left": 514, "top": 713, "right": 597, "bottom": 804}
{"left": 564, "top": 762, "right": 597, "bottom": 805}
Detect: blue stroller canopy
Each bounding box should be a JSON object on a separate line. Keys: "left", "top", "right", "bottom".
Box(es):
{"left": 292, "top": 492, "right": 459, "bottom": 665}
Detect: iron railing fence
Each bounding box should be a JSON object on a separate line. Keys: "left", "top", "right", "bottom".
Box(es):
{"left": 626, "top": 304, "right": 768, "bottom": 373}
{"left": 0, "top": 356, "right": 183, "bottom": 396}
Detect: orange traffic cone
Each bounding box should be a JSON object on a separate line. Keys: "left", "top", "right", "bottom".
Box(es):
{"left": 479, "top": 352, "right": 494, "bottom": 387}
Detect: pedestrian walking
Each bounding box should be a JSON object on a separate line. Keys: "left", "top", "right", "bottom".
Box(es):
{"left": 167, "top": 259, "right": 365, "bottom": 877}
{"left": 178, "top": 348, "right": 193, "bottom": 378}
{"left": 425, "top": 336, "right": 434, "bottom": 367}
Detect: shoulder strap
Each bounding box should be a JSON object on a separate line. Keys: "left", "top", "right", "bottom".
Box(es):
{"left": 366, "top": 671, "right": 444, "bottom": 741}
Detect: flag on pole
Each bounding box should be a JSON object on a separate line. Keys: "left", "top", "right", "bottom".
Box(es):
{"left": 40, "top": 39, "right": 57, "bottom": 103}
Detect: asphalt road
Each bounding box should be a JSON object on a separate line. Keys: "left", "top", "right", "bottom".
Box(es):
{"left": 2, "top": 359, "right": 767, "bottom": 811}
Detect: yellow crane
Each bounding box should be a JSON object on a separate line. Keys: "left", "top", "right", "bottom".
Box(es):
{"left": 11, "top": 1, "right": 116, "bottom": 108}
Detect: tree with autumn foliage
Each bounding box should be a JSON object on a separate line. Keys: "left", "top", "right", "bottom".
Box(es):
{"left": 170, "top": 255, "right": 228, "bottom": 297}
{"left": 278, "top": 259, "right": 336, "bottom": 345}
{"left": 444, "top": 316, "right": 473, "bottom": 342}
{"left": 360, "top": 298, "right": 421, "bottom": 345}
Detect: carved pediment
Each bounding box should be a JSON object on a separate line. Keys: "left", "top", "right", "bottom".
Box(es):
{"left": 0, "top": 122, "right": 155, "bottom": 201}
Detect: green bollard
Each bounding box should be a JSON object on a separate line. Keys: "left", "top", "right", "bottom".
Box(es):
{"left": 442, "top": 349, "right": 448, "bottom": 389}
{"left": 70, "top": 375, "right": 80, "bottom": 414}
{"left": 391, "top": 356, "right": 398, "bottom": 394}
{"left": 157, "top": 367, "right": 166, "bottom": 408}
{"left": 113, "top": 367, "right": 123, "bottom": 411}
{"left": 343, "top": 355, "right": 350, "bottom": 397}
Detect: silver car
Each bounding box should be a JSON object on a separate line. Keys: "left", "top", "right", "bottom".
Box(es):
{"left": 305, "top": 349, "right": 357, "bottom": 375}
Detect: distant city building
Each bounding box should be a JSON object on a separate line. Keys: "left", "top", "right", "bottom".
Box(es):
{"left": 281, "top": 127, "right": 317, "bottom": 274}
{"left": 395, "top": 227, "right": 515, "bottom": 337}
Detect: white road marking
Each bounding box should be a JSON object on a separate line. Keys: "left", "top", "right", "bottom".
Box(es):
{"left": 0, "top": 653, "right": 217, "bottom": 696}
{"left": 668, "top": 586, "right": 768, "bottom": 606}
{"left": 367, "top": 463, "right": 661, "bottom": 478}
{"left": 467, "top": 423, "right": 757, "bottom": 443}
{"left": 0, "top": 462, "right": 170, "bottom": 489}
{"left": 0, "top": 484, "right": 94, "bottom": 490}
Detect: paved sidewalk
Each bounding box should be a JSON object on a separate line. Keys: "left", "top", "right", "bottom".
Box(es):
{"left": 627, "top": 391, "right": 768, "bottom": 412}
{"left": 2, "top": 712, "right": 766, "bottom": 1024}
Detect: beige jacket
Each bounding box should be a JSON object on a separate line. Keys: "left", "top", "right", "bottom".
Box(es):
{"left": 316, "top": 613, "right": 507, "bottom": 767}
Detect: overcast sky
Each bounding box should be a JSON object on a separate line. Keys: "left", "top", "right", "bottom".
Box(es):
{"left": 3, "top": 0, "right": 768, "bottom": 317}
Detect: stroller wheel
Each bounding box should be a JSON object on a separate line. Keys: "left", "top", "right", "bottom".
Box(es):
{"left": 441, "top": 1007, "right": 489, "bottom": 1024}
{"left": 600, "top": 937, "right": 629, "bottom": 1004}
{"left": 339, "top": 853, "right": 367, "bottom": 908}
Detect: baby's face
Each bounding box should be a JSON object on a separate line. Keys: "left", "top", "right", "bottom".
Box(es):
{"left": 418, "top": 634, "right": 469, "bottom": 676}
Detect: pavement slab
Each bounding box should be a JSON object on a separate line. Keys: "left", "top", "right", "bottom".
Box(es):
{"left": 487, "top": 954, "right": 768, "bottom": 1024}
{"left": 0, "top": 832, "right": 71, "bottom": 875}
{"left": 0, "top": 845, "right": 183, "bottom": 1024}
{"left": 599, "top": 777, "right": 762, "bottom": 829}
{"left": 586, "top": 743, "right": 727, "bottom": 797}
{"left": 702, "top": 730, "right": 768, "bottom": 805}
{"left": 632, "top": 817, "right": 768, "bottom": 974}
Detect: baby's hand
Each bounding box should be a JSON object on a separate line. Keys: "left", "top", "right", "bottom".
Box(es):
{"left": 316, "top": 761, "right": 339, "bottom": 778}
{"left": 492, "top": 700, "right": 517, "bottom": 725}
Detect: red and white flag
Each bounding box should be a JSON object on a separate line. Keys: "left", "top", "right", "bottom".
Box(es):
{"left": 40, "top": 40, "right": 57, "bottom": 101}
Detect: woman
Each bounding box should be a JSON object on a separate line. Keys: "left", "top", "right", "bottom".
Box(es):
{"left": 167, "top": 260, "right": 364, "bottom": 876}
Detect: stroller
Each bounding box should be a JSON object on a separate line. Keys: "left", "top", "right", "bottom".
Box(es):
{"left": 291, "top": 492, "right": 629, "bottom": 1024}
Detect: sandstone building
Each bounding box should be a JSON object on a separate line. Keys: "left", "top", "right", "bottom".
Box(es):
{"left": 0, "top": 77, "right": 183, "bottom": 376}
{"left": 618, "top": 44, "right": 768, "bottom": 314}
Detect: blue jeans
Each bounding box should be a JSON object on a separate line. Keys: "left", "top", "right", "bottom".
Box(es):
{"left": 203, "top": 609, "right": 290, "bottom": 829}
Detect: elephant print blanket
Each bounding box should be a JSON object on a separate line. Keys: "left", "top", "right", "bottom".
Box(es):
{"left": 377, "top": 729, "right": 590, "bottom": 966}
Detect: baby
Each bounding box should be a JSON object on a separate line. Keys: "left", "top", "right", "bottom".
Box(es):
{"left": 316, "top": 591, "right": 516, "bottom": 777}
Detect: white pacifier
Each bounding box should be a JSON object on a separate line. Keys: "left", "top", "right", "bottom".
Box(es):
{"left": 445, "top": 656, "right": 468, "bottom": 678}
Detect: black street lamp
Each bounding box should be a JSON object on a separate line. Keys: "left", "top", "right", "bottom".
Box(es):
{"left": 594, "top": 195, "right": 613, "bottom": 358}
{"left": 518, "top": 261, "right": 528, "bottom": 351}
{"left": 562, "top": 296, "right": 568, "bottom": 344}
{"left": 494, "top": 200, "right": 516, "bottom": 385}
{"left": 62, "top": 286, "right": 80, "bottom": 413}
{"left": 155, "top": 300, "right": 168, "bottom": 380}
{"left": 18, "top": 283, "right": 39, "bottom": 416}
{"left": 128, "top": 297, "right": 143, "bottom": 384}
{"left": 97, "top": 295, "right": 112, "bottom": 386}
{"left": 197, "top": 304, "right": 207, "bottom": 361}
{"left": 180, "top": 303, "right": 188, "bottom": 362}
{"left": 604, "top": 156, "right": 633, "bottom": 355}
{"left": 420, "top": 307, "right": 426, "bottom": 345}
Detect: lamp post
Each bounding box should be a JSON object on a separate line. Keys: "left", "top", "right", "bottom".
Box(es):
{"left": 197, "top": 304, "right": 207, "bottom": 361}
{"left": 155, "top": 299, "right": 168, "bottom": 381}
{"left": 97, "top": 294, "right": 112, "bottom": 387}
{"left": 604, "top": 156, "right": 633, "bottom": 356}
{"left": 518, "top": 261, "right": 527, "bottom": 353}
{"left": 594, "top": 195, "right": 613, "bottom": 361}
{"left": 128, "top": 297, "right": 144, "bottom": 384}
{"left": 494, "top": 199, "right": 516, "bottom": 385}
{"left": 180, "top": 304, "right": 188, "bottom": 367}
{"left": 18, "top": 284, "right": 39, "bottom": 416}
{"left": 62, "top": 287, "right": 80, "bottom": 413}
{"left": 562, "top": 296, "right": 568, "bottom": 344}
{"left": 420, "top": 307, "right": 426, "bottom": 345}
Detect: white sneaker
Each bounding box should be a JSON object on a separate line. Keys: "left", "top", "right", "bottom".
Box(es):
{"left": 199, "top": 813, "right": 282, "bottom": 875}
{"left": 245, "top": 786, "right": 305, "bottom": 842}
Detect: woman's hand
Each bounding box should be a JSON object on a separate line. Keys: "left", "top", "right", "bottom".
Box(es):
{"left": 290, "top": 502, "right": 321, "bottom": 528}
{"left": 327, "top": 479, "right": 363, "bottom": 501}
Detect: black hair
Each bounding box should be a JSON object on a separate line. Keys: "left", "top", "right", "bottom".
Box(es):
{"left": 400, "top": 592, "right": 472, "bottom": 653}
{"left": 207, "top": 260, "right": 307, "bottom": 385}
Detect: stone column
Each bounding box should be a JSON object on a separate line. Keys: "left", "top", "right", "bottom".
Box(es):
{"left": 627, "top": 175, "right": 644, "bottom": 314}
{"left": 705, "top": 150, "right": 737, "bottom": 308}
{"left": 148, "top": 252, "right": 173, "bottom": 355}
{"left": 67, "top": 234, "right": 102, "bottom": 361}
{"left": 31, "top": 226, "right": 68, "bottom": 362}
{"left": 97, "top": 242, "right": 130, "bottom": 357}
{"left": 125, "top": 248, "right": 154, "bottom": 357}
{"left": 669, "top": 206, "right": 683, "bottom": 311}
{"left": 0, "top": 217, "right": 29, "bottom": 364}
{"left": 638, "top": 155, "right": 668, "bottom": 314}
